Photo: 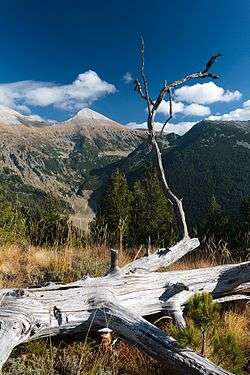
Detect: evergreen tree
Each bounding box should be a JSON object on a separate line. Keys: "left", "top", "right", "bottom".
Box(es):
{"left": 0, "top": 192, "right": 26, "bottom": 245}
{"left": 230, "top": 196, "right": 250, "bottom": 257}
{"left": 96, "top": 170, "right": 132, "bottom": 248}
{"left": 213, "top": 332, "right": 246, "bottom": 375}
{"left": 170, "top": 293, "right": 246, "bottom": 373}
{"left": 18, "top": 193, "right": 69, "bottom": 246}
{"left": 131, "top": 168, "right": 176, "bottom": 247}
{"left": 240, "top": 196, "right": 250, "bottom": 223}
{"left": 186, "top": 293, "right": 220, "bottom": 355}
{"left": 200, "top": 195, "right": 229, "bottom": 242}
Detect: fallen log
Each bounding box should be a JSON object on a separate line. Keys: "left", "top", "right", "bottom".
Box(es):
{"left": 0, "top": 237, "right": 249, "bottom": 374}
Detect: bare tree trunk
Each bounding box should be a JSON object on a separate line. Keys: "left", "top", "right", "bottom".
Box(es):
{"left": 151, "top": 135, "right": 189, "bottom": 239}
{"left": 134, "top": 38, "right": 221, "bottom": 240}
{"left": 201, "top": 330, "right": 206, "bottom": 356}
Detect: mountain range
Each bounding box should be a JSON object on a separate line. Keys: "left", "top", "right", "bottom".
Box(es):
{"left": 0, "top": 105, "right": 249, "bottom": 229}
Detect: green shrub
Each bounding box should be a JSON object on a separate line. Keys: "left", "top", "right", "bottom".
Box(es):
{"left": 213, "top": 332, "right": 246, "bottom": 374}
{"left": 0, "top": 193, "right": 26, "bottom": 246}
{"left": 169, "top": 293, "right": 246, "bottom": 374}
{"left": 169, "top": 320, "right": 200, "bottom": 351}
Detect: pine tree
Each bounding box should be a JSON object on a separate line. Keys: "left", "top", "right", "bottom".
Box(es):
{"left": 131, "top": 168, "right": 177, "bottom": 247}
{"left": 213, "top": 332, "right": 246, "bottom": 374}
{"left": 169, "top": 320, "right": 200, "bottom": 352}
{"left": 97, "top": 170, "right": 132, "bottom": 248}
{"left": 240, "top": 196, "right": 250, "bottom": 223}
{"left": 170, "top": 293, "right": 246, "bottom": 373}
{"left": 232, "top": 196, "right": 250, "bottom": 257}
{"left": 200, "top": 195, "right": 229, "bottom": 242}
{"left": 186, "top": 293, "right": 220, "bottom": 355}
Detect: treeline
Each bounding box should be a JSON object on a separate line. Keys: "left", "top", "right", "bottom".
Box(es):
{"left": 91, "top": 169, "right": 249, "bottom": 258}
{"left": 0, "top": 190, "right": 84, "bottom": 247}
{"left": 198, "top": 195, "right": 249, "bottom": 259}
{"left": 0, "top": 169, "right": 249, "bottom": 257}
{"left": 90, "top": 168, "right": 177, "bottom": 249}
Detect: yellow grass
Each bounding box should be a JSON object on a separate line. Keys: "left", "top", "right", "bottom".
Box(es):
{"left": 0, "top": 244, "right": 248, "bottom": 374}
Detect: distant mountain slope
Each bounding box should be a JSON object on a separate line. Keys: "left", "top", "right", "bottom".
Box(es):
{"left": 166, "top": 120, "right": 250, "bottom": 224}
{"left": 0, "top": 106, "right": 145, "bottom": 228}
{"left": 0, "top": 104, "right": 249, "bottom": 230}
{"left": 122, "top": 120, "right": 250, "bottom": 226}
{"left": 0, "top": 105, "right": 49, "bottom": 127}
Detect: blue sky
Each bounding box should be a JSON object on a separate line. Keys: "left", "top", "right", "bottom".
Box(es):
{"left": 0, "top": 0, "right": 249, "bottom": 134}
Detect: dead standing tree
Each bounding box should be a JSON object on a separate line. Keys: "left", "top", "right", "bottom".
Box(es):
{"left": 0, "top": 43, "right": 249, "bottom": 374}
{"left": 134, "top": 38, "right": 221, "bottom": 240}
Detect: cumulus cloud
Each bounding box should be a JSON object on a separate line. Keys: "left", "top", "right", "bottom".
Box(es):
{"left": 0, "top": 70, "right": 116, "bottom": 112}
{"left": 157, "top": 100, "right": 210, "bottom": 117}
{"left": 208, "top": 99, "right": 250, "bottom": 121}
{"left": 175, "top": 82, "right": 241, "bottom": 105}
{"left": 183, "top": 103, "right": 211, "bottom": 116}
{"left": 126, "top": 121, "right": 197, "bottom": 135}
{"left": 123, "top": 72, "right": 133, "bottom": 84}
{"left": 158, "top": 100, "right": 185, "bottom": 115}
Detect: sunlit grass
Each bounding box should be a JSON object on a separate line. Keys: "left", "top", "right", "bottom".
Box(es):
{"left": 0, "top": 244, "right": 248, "bottom": 374}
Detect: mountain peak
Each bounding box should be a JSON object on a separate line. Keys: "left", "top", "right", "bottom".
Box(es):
{"left": 74, "top": 107, "right": 112, "bottom": 122}
{"left": 0, "top": 105, "right": 24, "bottom": 125}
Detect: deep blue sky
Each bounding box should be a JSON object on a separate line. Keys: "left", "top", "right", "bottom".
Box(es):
{"left": 0, "top": 0, "right": 249, "bottom": 132}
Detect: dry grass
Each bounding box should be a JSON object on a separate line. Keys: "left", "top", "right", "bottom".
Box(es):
{"left": 0, "top": 244, "right": 248, "bottom": 374}
{"left": 0, "top": 245, "right": 111, "bottom": 288}
{"left": 3, "top": 338, "right": 169, "bottom": 375}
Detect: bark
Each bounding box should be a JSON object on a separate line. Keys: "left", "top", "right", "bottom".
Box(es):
{"left": 0, "top": 238, "right": 248, "bottom": 373}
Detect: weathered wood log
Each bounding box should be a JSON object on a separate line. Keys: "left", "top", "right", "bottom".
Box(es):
{"left": 0, "top": 237, "right": 248, "bottom": 373}
{"left": 93, "top": 300, "right": 232, "bottom": 375}
{"left": 121, "top": 237, "right": 199, "bottom": 273}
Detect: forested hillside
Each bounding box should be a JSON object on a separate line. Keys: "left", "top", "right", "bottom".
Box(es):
{"left": 120, "top": 120, "right": 250, "bottom": 227}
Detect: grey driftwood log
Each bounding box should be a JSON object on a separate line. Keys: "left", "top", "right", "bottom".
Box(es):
{"left": 0, "top": 42, "right": 248, "bottom": 374}
{"left": 0, "top": 240, "right": 249, "bottom": 374}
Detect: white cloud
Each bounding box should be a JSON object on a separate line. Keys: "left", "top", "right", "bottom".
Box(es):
{"left": 0, "top": 70, "right": 116, "bottom": 112}
{"left": 243, "top": 99, "right": 250, "bottom": 108}
{"left": 123, "top": 72, "right": 133, "bottom": 84}
{"left": 208, "top": 99, "right": 250, "bottom": 121}
{"left": 183, "top": 103, "right": 211, "bottom": 116}
{"left": 175, "top": 82, "right": 241, "bottom": 104}
{"left": 158, "top": 100, "right": 185, "bottom": 115}
{"left": 157, "top": 100, "right": 210, "bottom": 117}
{"left": 126, "top": 121, "right": 197, "bottom": 135}
{"left": 15, "top": 104, "right": 31, "bottom": 114}
{"left": 28, "top": 114, "right": 45, "bottom": 122}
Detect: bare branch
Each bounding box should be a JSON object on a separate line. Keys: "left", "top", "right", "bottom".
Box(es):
{"left": 140, "top": 37, "right": 154, "bottom": 111}
{"left": 203, "top": 54, "right": 222, "bottom": 73}
{"left": 160, "top": 88, "right": 173, "bottom": 137}
{"left": 153, "top": 54, "right": 221, "bottom": 111}
{"left": 121, "top": 238, "right": 199, "bottom": 274}
{"left": 134, "top": 79, "right": 147, "bottom": 100}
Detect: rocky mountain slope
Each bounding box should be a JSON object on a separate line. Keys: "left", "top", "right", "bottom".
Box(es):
{"left": 0, "top": 105, "right": 49, "bottom": 127}
{"left": 0, "top": 104, "right": 249, "bottom": 229}
{"left": 0, "top": 106, "right": 145, "bottom": 228}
